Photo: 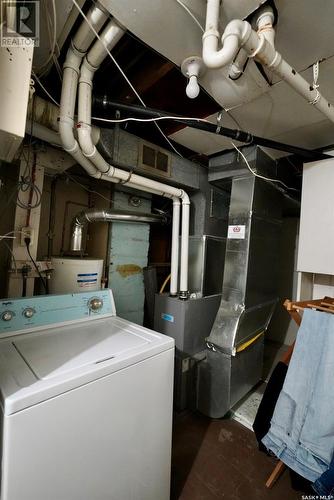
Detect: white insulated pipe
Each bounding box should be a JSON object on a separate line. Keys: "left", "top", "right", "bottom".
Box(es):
{"left": 202, "top": 0, "right": 334, "bottom": 123}
{"left": 28, "top": 95, "right": 100, "bottom": 144}
{"left": 58, "top": 12, "right": 190, "bottom": 297}
{"left": 76, "top": 19, "right": 190, "bottom": 298}
{"left": 202, "top": 0, "right": 241, "bottom": 69}
{"left": 26, "top": 120, "right": 62, "bottom": 146}
{"left": 170, "top": 199, "right": 180, "bottom": 296}
{"left": 59, "top": 3, "right": 108, "bottom": 178}
{"left": 229, "top": 48, "right": 248, "bottom": 80}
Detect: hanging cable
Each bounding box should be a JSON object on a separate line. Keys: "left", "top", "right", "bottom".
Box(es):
{"left": 3, "top": 240, "right": 18, "bottom": 274}
{"left": 174, "top": 0, "right": 204, "bottom": 32}
{"left": 62, "top": 172, "right": 115, "bottom": 205}
{"left": 0, "top": 230, "right": 32, "bottom": 241}
{"left": 32, "top": 71, "right": 60, "bottom": 106}
{"left": 71, "top": 0, "right": 182, "bottom": 157}
{"left": 24, "top": 238, "right": 48, "bottom": 293}
{"left": 16, "top": 176, "right": 42, "bottom": 209}
{"left": 93, "top": 115, "right": 212, "bottom": 124}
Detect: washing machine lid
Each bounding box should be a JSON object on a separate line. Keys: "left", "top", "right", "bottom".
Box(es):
{"left": 0, "top": 316, "right": 174, "bottom": 414}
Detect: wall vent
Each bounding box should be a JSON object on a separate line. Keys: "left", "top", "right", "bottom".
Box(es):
{"left": 139, "top": 142, "right": 171, "bottom": 178}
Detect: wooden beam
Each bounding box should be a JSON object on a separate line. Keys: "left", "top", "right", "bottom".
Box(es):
{"left": 119, "top": 60, "right": 174, "bottom": 102}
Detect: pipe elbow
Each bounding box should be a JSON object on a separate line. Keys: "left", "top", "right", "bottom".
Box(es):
{"left": 229, "top": 48, "right": 248, "bottom": 80}
{"left": 58, "top": 118, "right": 76, "bottom": 153}
{"left": 180, "top": 191, "right": 190, "bottom": 205}
{"left": 64, "top": 45, "right": 82, "bottom": 72}
{"left": 77, "top": 125, "right": 95, "bottom": 157}
{"left": 79, "top": 57, "right": 96, "bottom": 84}
{"left": 202, "top": 32, "right": 240, "bottom": 69}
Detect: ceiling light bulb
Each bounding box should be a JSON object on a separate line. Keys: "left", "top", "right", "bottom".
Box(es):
{"left": 186, "top": 75, "right": 200, "bottom": 99}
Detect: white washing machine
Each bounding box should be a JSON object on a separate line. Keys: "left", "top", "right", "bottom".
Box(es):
{"left": 0, "top": 289, "right": 174, "bottom": 500}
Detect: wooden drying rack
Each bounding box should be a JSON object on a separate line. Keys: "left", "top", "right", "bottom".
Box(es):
{"left": 265, "top": 296, "right": 334, "bottom": 489}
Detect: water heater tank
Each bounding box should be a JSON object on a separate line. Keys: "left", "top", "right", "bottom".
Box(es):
{"left": 50, "top": 257, "right": 103, "bottom": 294}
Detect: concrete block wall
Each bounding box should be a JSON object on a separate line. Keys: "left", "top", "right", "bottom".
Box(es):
{"left": 108, "top": 188, "right": 151, "bottom": 325}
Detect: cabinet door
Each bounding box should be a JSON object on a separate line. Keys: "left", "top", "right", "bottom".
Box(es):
{"left": 298, "top": 158, "right": 334, "bottom": 274}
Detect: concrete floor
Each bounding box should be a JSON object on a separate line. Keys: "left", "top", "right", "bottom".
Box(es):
{"left": 171, "top": 412, "right": 302, "bottom": 500}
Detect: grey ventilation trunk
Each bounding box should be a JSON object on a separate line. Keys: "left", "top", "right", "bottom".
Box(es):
{"left": 197, "top": 173, "right": 282, "bottom": 418}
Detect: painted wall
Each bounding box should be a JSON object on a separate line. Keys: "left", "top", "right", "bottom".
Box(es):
{"left": 108, "top": 188, "right": 151, "bottom": 325}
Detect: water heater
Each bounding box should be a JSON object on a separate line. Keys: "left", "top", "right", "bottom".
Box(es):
{"left": 50, "top": 257, "right": 103, "bottom": 294}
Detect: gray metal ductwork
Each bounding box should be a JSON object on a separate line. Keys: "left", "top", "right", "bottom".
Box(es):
{"left": 98, "top": 127, "right": 201, "bottom": 190}
{"left": 197, "top": 148, "right": 282, "bottom": 418}
{"left": 70, "top": 209, "right": 167, "bottom": 252}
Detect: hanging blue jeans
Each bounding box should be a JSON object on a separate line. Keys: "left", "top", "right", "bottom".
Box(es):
{"left": 262, "top": 308, "right": 334, "bottom": 482}
{"left": 313, "top": 452, "right": 334, "bottom": 497}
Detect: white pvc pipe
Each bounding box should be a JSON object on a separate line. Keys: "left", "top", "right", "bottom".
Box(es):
{"left": 229, "top": 48, "right": 248, "bottom": 80}
{"left": 77, "top": 19, "right": 191, "bottom": 297}
{"left": 170, "top": 199, "right": 180, "bottom": 296}
{"left": 202, "top": 0, "right": 241, "bottom": 69}
{"left": 59, "top": 4, "right": 110, "bottom": 179}
{"left": 72, "top": 5, "right": 108, "bottom": 53}
{"left": 27, "top": 95, "right": 100, "bottom": 144}
{"left": 202, "top": 1, "right": 334, "bottom": 123}
{"left": 57, "top": 12, "right": 190, "bottom": 297}
{"left": 203, "top": 28, "right": 240, "bottom": 69}
{"left": 179, "top": 199, "right": 190, "bottom": 299}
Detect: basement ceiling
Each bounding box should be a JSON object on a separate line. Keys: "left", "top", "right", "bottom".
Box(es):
{"left": 35, "top": 0, "right": 334, "bottom": 159}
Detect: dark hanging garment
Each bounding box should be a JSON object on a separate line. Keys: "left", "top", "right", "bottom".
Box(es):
{"left": 253, "top": 361, "right": 313, "bottom": 493}
{"left": 253, "top": 361, "right": 288, "bottom": 451}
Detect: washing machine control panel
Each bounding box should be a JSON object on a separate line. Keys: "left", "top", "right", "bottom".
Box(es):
{"left": 0, "top": 289, "right": 116, "bottom": 337}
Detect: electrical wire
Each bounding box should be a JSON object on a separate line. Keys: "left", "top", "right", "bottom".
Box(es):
{"left": 32, "top": 71, "right": 60, "bottom": 106}
{"left": 93, "top": 113, "right": 244, "bottom": 138}
{"left": 231, "top": 142, "right": 299, "bottom": 192}
{"left": 175, "top": 0, "right": 204, "bottom": 32}
{"left": 25, "top": 239, "right": 48, "bottom": 293}
{"left": 17, "top": 129, "right": 43, "bottom": 210}
{"left": 71, "top": 0, "right": 182, "bottom": 157}
{"left": 62, "top": 172, "right": 114, "bottom": 205}
{"left": 16, "top": 176, "right": 42, "bottom": 209}
{"left": 0, "top": 230, "right": 32, "bottom": 241}
{"left": 3, "top": 240, "right": 18, "bottom": 274}
{"left": 92, "top": 115, "right": 212, "bottom": 125}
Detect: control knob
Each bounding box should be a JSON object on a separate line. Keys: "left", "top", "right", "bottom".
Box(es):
{"left": 88, "top": 297, "right": 103, "bottom": 312}
{"left": 2, "top": 311, "right": 14, "bottom": 322}
{"left": 23, "top": 307, "right": 35, "bottom": 319}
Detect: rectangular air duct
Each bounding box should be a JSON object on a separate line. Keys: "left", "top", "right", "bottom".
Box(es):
{"left": 197, "top": 147, "right": 282, "bottom": 418}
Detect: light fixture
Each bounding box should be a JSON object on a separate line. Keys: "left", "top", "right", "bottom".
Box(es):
{"left": 181, "top": 56, "right": 205, "bottom": 99}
